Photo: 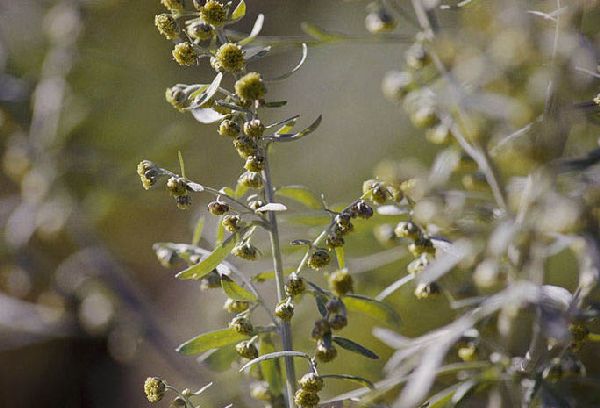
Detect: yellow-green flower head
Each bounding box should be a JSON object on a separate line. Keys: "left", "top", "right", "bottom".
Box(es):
{"left": 172, "top": 42, "right": 198, "bottom": 66}
{"left": 243, "top": 119, "right": 265, "bottom": 138}
{"left": 144, "top": 377, "right": 166, "bottom": 403}
{"left": 155, "top": 14, "right": 179, "bottom": 40}
{"left": 233, "top": 135, "right": 258, "bottom": 159}
{"left": 307, "top": 248, "right": 331, "bottom": 270}
{"left": 224, "top": 298, "right": 250, "bottom": 313}
{"left": 294, "top": 388, "right": 320, "bottom": 408}
{"left": 200, "top": 0, "right": 228, "bottom": 27}
{"left": 165, "top": 84, "right": 188, "bottom": 111}
{"left": 285, "top": 273, "right": 306, "bottom": 296}
{"left": 137, "top": 160, "right": 160, "bottom": 190}
{"left": 235, "top": 72, "right": 267, "bottom": 102}
{"left": 186, "top": 21, "right": 213, "bottom": 41}
{"left": 235, "top": 340, "right": 259, "bottom": 359}
{"left": 231, "top": 242, "right": 259, "bottom": 260}
{"left": 161, "top": 0, "right": 184, "bottom": 13}
{"left": 275, "top": 299, "right": 294, "bottom": 321}
{"left": 239, "top": 171, "right": 263, "bottom": 188}
{"left": 213, "top": 42, "right": 244, "bottom": 73}
{"left": 218, "top": 119, "right": 240, "bottom": 137}
{"left": 328, "top": 270, "right": 353, "bottom": 296}
{"left": 315, "top": 339, "right": 337, "bottom": 363}
{"left": 298, "top": 373, "right": 324, "bottom": 393}
{"left": 244, "top": 155, "right": 265, "bottom": 172}
{"left": 229, "top": 315, "right": 254, "bottom": 335}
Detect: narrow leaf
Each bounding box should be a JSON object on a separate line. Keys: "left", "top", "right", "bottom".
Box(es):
{"left": 263, "top": 100, "right": 287, "bottom": 108}
{"left": 192, "top": 216, "right": 205, "bottom": 246}
{"left": 301, "top": 22, "right": 347, "bottom": 43}
{"left": 176, "top": 238, "right": 236, "bottom": 280}
{"left": 275, "top": 185, "right": 322, "bottom": 209}
{"left": 239, "top": 14, "right": 264, "bottom": 46}
{"left": 271, "top": 115, "right": 322, "bottom": 142}
{"left": 230, "top": 0, "right": 246, "bottom": 21}
{"left": 320, "top": 374, "right": 374, "bottom": 389}
{"left": 266, "top": 43, "right": 308, "bottom": 81}
{"left": 199, "top": 345, "right": 237, "bottom": 372}
{"left": 335, "top": 247, "right": 345, "bottom": 269}
{"left": 343, "top": 294, "right": 400, "bottom": 326}
{"left": 239, "top": 351, "right": 311, "bottom": 372}
{"left": 192, "top": 107, "right": 226, "bottom": 123}
{"left": 177, "top": 328, "right": 248, "bottom": 355}
{"left": 275, "top": 117, "right": 299, "bottom": 135}
{"left": 215, "top": 217, "right": 225, "bottom": 245}
{"left": 332, "top": 336, "right": 379, "bottom": 359}
{"left": 266, "top": 114, "right": 300, "bottom": 130}
{"left": 255, "top": 203, "right": 287, "bottom": 213}
{"left": 259, "top": 334, "right": 284, "bottom": 396}
{"left": 178, "top": 151, "right": 186, "bottom": 179}
{"left": 191, "top": 72, "right": 223, "bottom": 107}
{"left": 221, "top": 275, "right": 257, "bottom": 302}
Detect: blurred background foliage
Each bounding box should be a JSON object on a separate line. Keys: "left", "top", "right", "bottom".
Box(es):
{"left": 1, "top": 0, "right": 600, "bottom": 407}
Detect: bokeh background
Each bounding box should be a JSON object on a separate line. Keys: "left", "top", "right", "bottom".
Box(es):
{"left": 2, "top": 0, "right": 600, "bottom": 407}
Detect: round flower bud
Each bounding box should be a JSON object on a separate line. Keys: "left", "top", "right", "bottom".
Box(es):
{"left": 275, "top": 299, "right": 294, "bottom": 321}
{"left": 326, "top": 233, "right": 344, "bottom": 248}
{"left": 315, "top": 340, "right": 337, "bottom": 363}
{"left": 335, "top": 220, "right": 354, "bottom": 236}
{"left": 250, "top": 382, "right": 271, "bottom": 401}
{"left": 307, "top": 248, "right": 331, "bottom": 270}
{"left": 298, "top": 373, "right": 324, "bottom": 393}
{"left": 229, "top": 315, "right": 254, "bottom": 335}
{"left": 352, "top": 200, "right": 373, "bottom": 219}
{"left": 235, "top": 340, "right": 259, "bottom": 359}
{"left": 285, "top": 273, "right": 305, "bottom": 296}
{"left": 186, "top": 21, "right": 213, "bottom": 41}
{"left": 363, "top": 179, "right": 389, "bottom": 204}
{"left": 408, "top": 237, "right": 436, "bottom": 257}
{"left": 233, "top": 135, "right": 258, "bottom": 159}
{"left": 155, "top": 14, "right": 179, "bottom": 40}
{"left": 329, "top": 314, "right": 348, "bottom": 330}
{"left": 457, "top": 344, "right": 478, "bottom": 362}
{"left": 222, "top": 214, "right": 242, "bottom": 232}
{"left": 335, "top": 213, "right": 352, "bottom": 229}
{"left": 328, "top": 270, "right": 353, "bottom": 296}
{"left": 172, "top": 42, "right": 198, "bottom": 66}
{"left": 410, "top": 106, "right": 438, "bottom": 129}
{"left": 175, "top": 194, "right": 192, "bottom": 210}
{"left": 407, "top": 255, "right": 431, "bottom": 275}
{"left": 161, "top": 0, "right": 184, "bottom": 13}
{"left": 199, "top": 0, "right": 227, "bottom": 27}
{"left": 144, "top": 377, "right": 166, "bottom": 403}
{"left": 213, "top": 42, "right": 244, "bottom": 73}
{"left": 294, "top": 389, "right": 320, "bottom": 408}
{"left": 394, "top": 221, "right": 421, "bottom": 239}
{"left": 382, "top": 71, "right": 414, "bottom": 101}
{"left": 365, "top": 11, "right": 396, "bottom": 34}
{"left": 406, "top": 42, "right": 430, "bottom": 70}
{"left": 326, "top": 298, "right": 343, "bottom": 313}
{"left": 426, "top": 123, "right": 452, "bottom": 145}
{"left": 239, "top": 171, "right": 263, "bottom": 188}
{"left": 231, "top": 242, "right": 259, "bottom": 260}
{"left": 166, "top": 177, "right": 188, "bottom": 196}
{"left": 311, "top": 319, "right": 331, "bottom": 339}
{"left": 224, "top": 298, "right": 250, "bottom": 314}
{"left": 243, "top": 119, "right": 265, "bottom": 138}
{"left": 219, "top": 120, "right": 240, "bottom": 137}
{"left": 235, "top": 72, "right": 267, "bottom": 102}
{"left": 165, "top": 84, "right": 189, "bottom": 111}
{"left": 208, "top": 200, "right": 229, "bottom": 215}
{"left": 137, "top": 160, "right": 160, "bottom": 190}
{"left": 244, "top": 155, "right": 265, "bottom": 172}
{"left": 414, "top": 281, "right": 441, "bottom": 299}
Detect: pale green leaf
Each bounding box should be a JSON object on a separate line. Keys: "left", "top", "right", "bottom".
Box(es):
{"left": 300, "top": 22, "right": 346, "bottom": 43}
{"left": 239, "top": 14, "right": 264, "bottom": 46}
{"left": 178, "top": 151, "right": 186, "bottom": 179}
{"left": 221, "top": 276, "right": 257, "bottom": 302}
{"left": 239, "top": 351, "right": 311, "bottom": 372}
{"left": 177, "top": 328, "right": 248, "bottom": 355}
{"left": 192, "top": 216, "right": 205, "bottom": 246}
{"left": 275, "top": 185, "right": 322, "bottom": 209}
{"left": 270, "top": 115, "right": 322, "bottom": 142}
{"left": 230, "top": 0, "right": 246, "bottom": 21}
{"left": 335, "top": 247, "right": 345, "bottom": 269}
{"left": 201, "top": 345, "right": 237, "bottom": 372}
{"left": 320, "top": 374, "right": 374, "bottom": 389}
{"left": 176, "top": 238, "right": 235, "bottom": 280}
{"left": 259, "top": 334, "right": 284, "bottom": 396}
{"left": 267, "top": 43, "right": 308, "bottom": 82}
{"left": 343, "top": 294, "right": 401, "bottom": 326}
{"left": 332, "top": 336, "right": 379, "bottom": 359}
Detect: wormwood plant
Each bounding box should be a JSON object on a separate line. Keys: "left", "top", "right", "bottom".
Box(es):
{"left": 137, "top": 0, "right": 600, "bottom": 407}
{"left": 138, "top": 1, "right": 400, "bottom": 407}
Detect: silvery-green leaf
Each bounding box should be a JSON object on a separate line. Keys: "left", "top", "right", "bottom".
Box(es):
{"left": 191, "top": 72, "right": 223, "bottom": 108}
{"left": 244, "top": 45, "right": 271, "bottom": 62}
{"left": 239, "top": 14, "right": 264, "bottom": 46}
{"left": 239, "top": 351, "right": 311, "bottom": 372}
{"left": 192, "top": 216, "right": 205, "bottom": 246}
{"left": 187, "top": 181, "right": 205, "bottom": 192}
{"left": 221, "top": 275, "right": 257, "bottom": 302}
{"left": 266, "top": 43, "right": 308, "bottom": 82}
{"left": 176, "top": 238, "right": 235, "bottom": 280}
{"left": 344, "top": 294, "right": 400, "bottom": 326}
{"left": 300, "top": 22, "right": 346, "bottom": 43}
{"left": 275, "top": 185, "right": 322, "bottom": 209}
{"left": 377, "top": 205, "right": 409, "bottom": 215}
{"left": 332, "top": 336, "right": 379, "bottom": 359}
{"left": 263, "top": 100, "right": 287, "bottom": 108}
{"left": 230, "top": 0, "right": 246, "bottom": 21}
{"left": 198, "top": 345, "right": 237, "bottom": 372}
{"left": 255, "top": 203, "right": 287, "bottom": 213}
{"left": 177, "top": 328, "right": 248, "bottom": 355}
{"left": 192, "top": 107, "right": 226, "bottom": 123}
{"left": 266, "top": 115, "right": 300, "bottom": 130}
{"left": 259, "top": 334, "right": 283, "bottom": 396}
{"left": 375, "top": 274, "right": 414, "bottom": 301}
{"left": 270, "top": 115, "right": 322, "bottom": 142}
{"left": 320, "top": 374, "right": 374, "bottom": 389}
{"left": 335, "top": 247, "right": 345, "bottom": 269}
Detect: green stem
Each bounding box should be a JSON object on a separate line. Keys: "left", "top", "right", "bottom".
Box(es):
{"left": 262, "top": 151, "right": 297, "bottom": 408}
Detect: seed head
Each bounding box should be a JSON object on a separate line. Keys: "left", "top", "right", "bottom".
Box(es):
{"left": 235, "top": 340, "right": 259, "bottom": 359}
{"left": 222, "top": 214, "right": 242, "bottom": 232}
{"left": 144, "top": 377, "right": 166, "bottom": 403}
{"left": 294, "top": 389, "right": 320, "bottom": 408}
{"left": 213, "top": 43, "right": 244, "bottom": 73}
{"left": 352, "top": 200, "right": 374, "bottom": 219}
{"left": 199, "top": 0, "right": 227, "bottom": 27}
{"left": 328, "top": 270, "right": 353, "bottom": 296}
{"left": 207, "top": 200, "right": 229, "bottom": 215}
{"left": 315, "top": 339, "right": 337, "bottom": 363}
{"left": 172, "top": 42, "right": 198, "bottom": 66}
{"left": 275, "top": 299, "right": 295, "bottom": 321}
{"left": 326, "top": 232, "right": 344, "bottom": 248}
{"left": 235, "top": 72, "right": 267, "bottom": 102}
{"left": 233, "top": 135, "right": 258, "bottom": 159}
{"left": 218, "top": 119, "right": 240, "bottom": 137}
{"left": 363, "top": 179, "right": 389, "bottom": 204}
{"left": 298, "top": 373, "right": 324, "bottom": 393}
{"left": 285, "top": 273, "right": 306, "bottom": 296}
{"left": 243, "top": 119, "right": 265, "bottom": 138}
{"left": 329, "top": 314, "right": 348, "bottom": 330}
{"left": 307, "top": 248, "right": 331, "bottom": 270}
{"left": 186, "top": 21, "right": 213, "bottom": 41}
{"left": 311, "top": 319, "right": 331, "bottom": 339}
{"left": 155, "top": 14, "right": 179, "bottom": 40}
{"left": 231, "top": 242, "right": 259, "bottom": 260}
{"left": 229, "top": 315, "right": 254, "bottom": 335}
{"left": 161, "top": 0, "right": 184, "bottom": 13}
{"left": 166, "top": 177, "right": 188, "bottom": 197}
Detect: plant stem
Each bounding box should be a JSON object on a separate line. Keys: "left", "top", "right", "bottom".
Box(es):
{"left": 262, "top": 150, "right": 297, "bottom": 408}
